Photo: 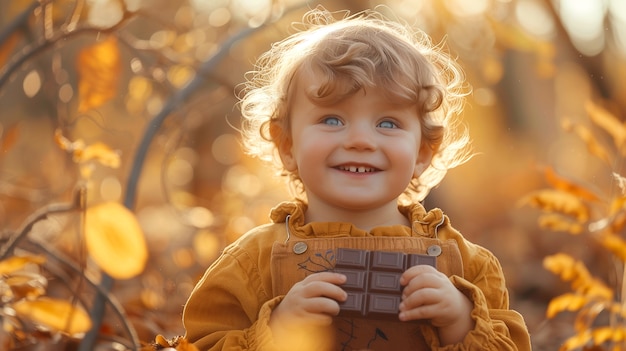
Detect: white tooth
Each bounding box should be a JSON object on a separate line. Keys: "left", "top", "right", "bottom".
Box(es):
{"left": 349, "top": 166, "right": 357, "bottom": 172}
{"left": 358, "top": 167, "right": 365, "bottom": 173}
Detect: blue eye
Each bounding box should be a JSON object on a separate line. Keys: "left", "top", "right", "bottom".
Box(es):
{"left": 322, "top": 116, "right": 342, "bottom": 126}
{"left": 378, "top": 120, "right": 397, "bottom": 129}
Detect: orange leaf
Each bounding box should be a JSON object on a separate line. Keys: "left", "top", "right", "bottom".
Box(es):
{"left": 546, "top": 293, "right": 589, "bottom": 318}
{"left": 175, "top": 337, "right": 200, "bottom": 351}
{"left": 543, "top": 253, "right": 584, "bottom": 281}
{"left": 0, "top": 123, "right": 20, "bottom": 154}
{"left": 54, "top": 129, "right": 85, "bottom": 153}
{"left": 537, "top": 214, "right": 583, "bottom": 234}
{"left": 544, "top": 167, "right": 601, "bottom": 202}
{"left": 12, "top": 297, "right": 92, "bottom": 335}
{"left": 74, "top": 141, "right": 121, "bottom": 168}
{"left": 543, "top": 254, "right": 613, "bottom": 299}
{"left": 585, "top": 100, "right": 626, "bottom": 151}
{"left": 147, "top": 335, "right": 199, "bottom": 351}
{"left": 561, "top": 330, "right": 592, "bottom": 351}
{"left": 85, "top": 202, "right": 148, "bottom": 279}
{"left": 591, "top": 326, "right": 626, "bottom": 344}
{"left": 0, "top": 255, "right": 45, "bottom": 275}
{"left": 4, "top": 272, "right": 47, "bottom": 300}
{"left": 54, "top": 129, "right": 120, "bottom": 169}
{"left": 77, "top": 36, "right": 121, "bottom": 113}
{"left": 519, "top": 189, "right": 589, "bottom": 222}
{"left": 599, "top": 234, "right": 626, "bottom": 262}
{"left": 155, "top": 334, "right": 170, "bottom": 347}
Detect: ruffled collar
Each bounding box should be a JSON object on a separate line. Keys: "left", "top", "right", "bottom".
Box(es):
{"left": 269, "top": 200, "right": 446, "bottom": 239}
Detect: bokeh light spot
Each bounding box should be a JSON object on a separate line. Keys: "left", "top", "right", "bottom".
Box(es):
{"left": 193, "top": 230, "right": 221, "bottom": 265}
{"left": 187, "top": 206, "right": 214, "bottom": 228}
{"left": 100, "top": 176, "right": 122, "bottom": 201}
{"left": 212, "top": 134, "right": 241, "bottom": 165}
{"left": 445, "top": 0, "right": 488, "bottom": 17}
{"left": 209, "top": 7, "right": 231, "bottom": 27}
{"left": 516, "top": 0, "right": 555, "bottom": 39}
{"left": 167, "top": 158, "right": 194, "bottom": 186}
{"left": 23, "top": 70, "right": 41, "bottom": 98}
{"left": 59, "top": 83, "right": 74, "bottom": 103}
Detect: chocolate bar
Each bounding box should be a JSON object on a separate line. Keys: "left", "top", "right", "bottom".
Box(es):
{"left": 334, "top": 248, "right": 437, "bottom": 320}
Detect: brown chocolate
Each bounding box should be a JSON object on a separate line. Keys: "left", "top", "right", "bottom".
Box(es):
{"left": 334, "top": 248, "right": 437, "bottom": 320}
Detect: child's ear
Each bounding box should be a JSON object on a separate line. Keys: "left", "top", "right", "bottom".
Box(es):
{"left": 270, "top": 122, "right": 297, "bottom": 172}
{"left": 414, "top": 143, "right": 434, "bottom": 177}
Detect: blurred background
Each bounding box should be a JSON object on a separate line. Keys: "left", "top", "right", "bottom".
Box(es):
{"left": 1, "top": 0, "right": 625, "bottom": 350}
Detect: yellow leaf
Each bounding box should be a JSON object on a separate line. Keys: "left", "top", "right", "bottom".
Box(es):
{"left": 562, "top": 118, "right": 613, "bottom": 165}
{"left": 77, "top": 36, "right": 121, "bottom": 113}
{"left": 0, "top": 255, "right": 45, "bottom": 275}
{"left": 54, "top": 129, "right": 120, "bottom": 171}
{"left": 561, "top": 330, "right": 592, "bottom": 351}
{"left": 148, "top": 335, "right": 199, "bottom": 351}
{"left": 592, "top": 326, "right": 621, "bottom": 344}
{"left": 519, "top": 189, "right": 589, "bottom": 222}
{"left": 537, "top": 214, "right": 583, "bottom": 234}
{"left": 543, "top": 253, "right": 577, "bottom": 274}
{"left": 544, "top": 254, "right": 613, "bottom": 300}
{"left": 54, "top": 129, "right": 85, "bottom": 153}
{"left": 544, "top": 167, "right": 601, "bottom": 202}
{"left": 85, "top": 202, "right": 148, "bottom": 279}
{"left": 175, "top": 337, "right": 200, "bottom": 351}
{"left": 12, "top": 297, "right": 92, "bottom": 335}
{"left": 74, "top": 141, "right": 121, "bottom": 168}
{"left": 4, "top": 272, "right": 47, "bottom": 300}
{"left": 154, "top": 334, "right": 170, "bottom": 347}
{"left": 585, "top": 100, "right": 626, "bottom": 151}
{"left": 546, "top": 293, "right": 588, "bottom": 318}
{"left": 609, "top": 195, "right": 626, "bottom": 218}
{"left": 599, "top": 234, "right": 626, "bottom": 262}
{"left": 586, "top": 283, "right": 613, "bottom": 301}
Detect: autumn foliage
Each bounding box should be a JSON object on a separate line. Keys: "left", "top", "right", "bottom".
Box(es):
{"left": 520, "top": 101, "right": 626, "bottom": 350}
{"left": 1, "top": 1, "right": 626, "bottom": 351}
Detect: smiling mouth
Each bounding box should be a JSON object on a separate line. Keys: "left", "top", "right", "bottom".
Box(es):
{"left": 336, "top": 165, "right": 378, "bottom": 173}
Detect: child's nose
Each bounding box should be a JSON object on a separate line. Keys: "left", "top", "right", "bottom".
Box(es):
{"left": 344, "top": 123, "right": 376, "bottom": 150}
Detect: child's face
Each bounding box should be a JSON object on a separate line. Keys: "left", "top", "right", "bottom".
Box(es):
{"left": 277, "top": 70, "right": 432, "bottom": 214}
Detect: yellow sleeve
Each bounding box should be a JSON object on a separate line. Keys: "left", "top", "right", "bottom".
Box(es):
{"left": 421, "top": 242, "right": 532, "bottom": 350}
{"left": 182, "top": 244, "right": 279, "bottom": 351}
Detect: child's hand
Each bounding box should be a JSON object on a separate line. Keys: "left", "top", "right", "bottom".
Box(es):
{"left": 399, "top": 265, "right": 475, "bottom": 345}
{"left": 270, "top": 272, "right": 347, "bottom": 330}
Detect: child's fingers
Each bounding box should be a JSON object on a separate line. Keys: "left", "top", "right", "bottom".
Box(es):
{"left": 399, "top": 264, "right": 438, "bottom": 285}
{"left": 298, "top": 272, "right": 347, "bottom": 300}
{"left": 302, "top": 272, "right": 347, "bottom": 286}
{"left": 399, "top": 287, "right": 437, "bottom": 312}
{"left": 399, "top": 265, "right": 443, "bottom": 298}
{"left": 398, "top": 296, "right": 439, "bottom": 322}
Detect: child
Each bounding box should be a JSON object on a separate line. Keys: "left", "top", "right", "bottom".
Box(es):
{"left": 183, "top": 6, "right": 531, "bottom": 351}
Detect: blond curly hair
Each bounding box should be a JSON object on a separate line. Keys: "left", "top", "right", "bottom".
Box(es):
{"left": 238, "top": 7, "right": 472, "bottom": 202}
